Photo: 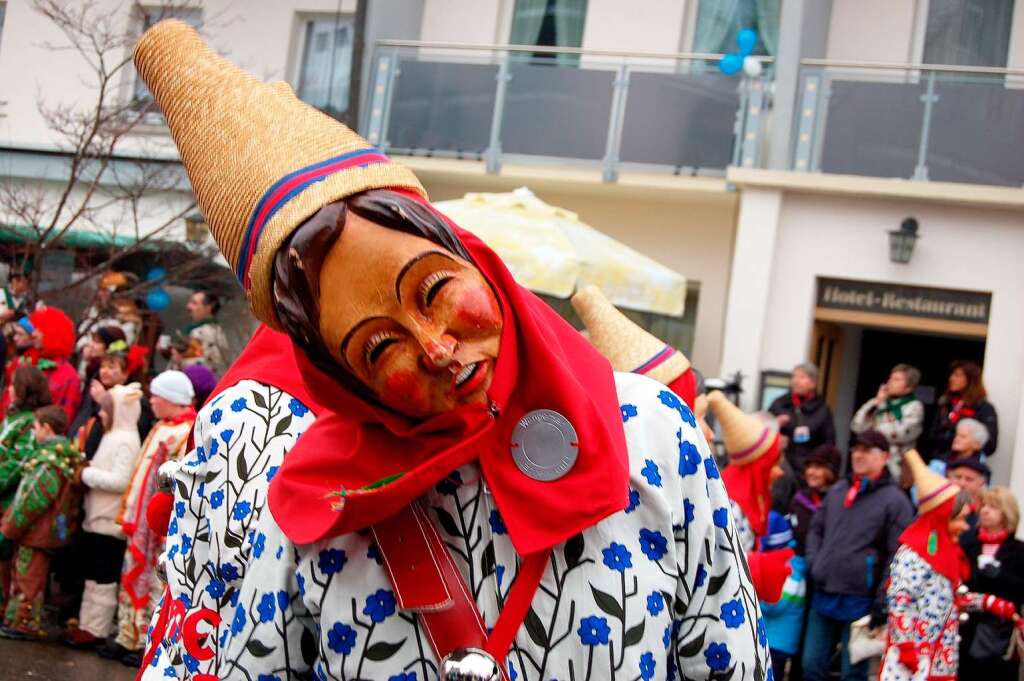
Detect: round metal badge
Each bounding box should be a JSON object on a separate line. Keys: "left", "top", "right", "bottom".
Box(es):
{"left": 510, "top": 409, "right": 579, "bottom": 481}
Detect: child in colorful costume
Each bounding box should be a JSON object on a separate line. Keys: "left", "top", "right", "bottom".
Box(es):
{"left": 133, "top": 20, "right": 768, "bottom": 681}
{"left": 0, "top": 405, "right": 83, "bottom": 638}
{"left": 2, "top": 308, "right": 81, "bottom": 422}
{"left": 880, "top": 449, "right": 971, "bottom": 681}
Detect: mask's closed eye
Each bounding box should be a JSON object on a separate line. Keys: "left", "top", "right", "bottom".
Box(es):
{"left": 419, "top": 271, "right": 455, "bottom": 307}
{"left": 365, "top": 330, "right": 401, "bottom": 366}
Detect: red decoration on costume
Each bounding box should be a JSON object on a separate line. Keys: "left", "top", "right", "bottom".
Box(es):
{"left": 127, "top": 344, "right": 150, "bottom": 377}
{"left": 721, "top": 435, "right": 781, "bottom": 537}
{"left": 897, "top": 641, "right": 920, "bottom": 672}
{"left": 897, "top": 497, "right": 969, "bottom": 584}
{"left": 182, "top": 608, "right": 222, "bottom": 661}
{"left": 146, "top": 491, "right": 174, "bottom": 537}
{"left": 667, "top": 368, "right": 698, "bottom": 409}
{"left": 746, "top": 547, "right": 794, "bottom": 603}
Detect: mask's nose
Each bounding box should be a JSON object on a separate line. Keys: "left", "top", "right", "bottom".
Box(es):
{"left": 417, "top": 333, "right": 458, "bottom": 372}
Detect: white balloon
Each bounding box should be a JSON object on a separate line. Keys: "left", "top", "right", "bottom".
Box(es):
{"left": 743, "top": 56, "right": 763, "bottom": 78}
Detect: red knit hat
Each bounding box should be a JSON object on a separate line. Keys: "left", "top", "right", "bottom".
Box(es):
{"left": 28, "top": 307, "right": 75, "bottom": 361}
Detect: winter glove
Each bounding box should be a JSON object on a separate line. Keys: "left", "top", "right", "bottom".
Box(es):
{"left": 980, "top": 594, "right": 1018, "bottom": 621}
{"left": 897, "top": 642, "right": 920, "bottom": 673}
{"left": 0, "top": 533, "right": 12, "bottom": 561}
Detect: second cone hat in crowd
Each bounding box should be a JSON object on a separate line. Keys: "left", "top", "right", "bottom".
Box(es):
{"left": 904, "top": 449, "right": 960, "bottom": 514}
{"left": 571, "top": 285, "right": 695, "bottom": 401}
{"left": 706, "top": 391, "right": 778, "bottom": 465}
{"left": 132, "top": 20, "right": 425, "bottom": 328}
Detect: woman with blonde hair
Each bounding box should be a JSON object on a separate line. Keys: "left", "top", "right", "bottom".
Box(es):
{"left": 958, "top": 486, "right": 1024, "bottom": 680}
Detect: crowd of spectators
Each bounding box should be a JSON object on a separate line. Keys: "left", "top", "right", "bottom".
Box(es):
{"left": 0, "top": 268, "right": 229, "bottom": 667}
{"left": 760, "top": 359, "right": 1020, "bottom": 681}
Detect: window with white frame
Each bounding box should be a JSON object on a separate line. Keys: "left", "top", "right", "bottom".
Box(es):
{"left": 923, "top": 0, "right": 1015, "bottom": 67}
{"left": 509, "top": 0, "right": 588, "bottom": 64}
{"left": 296, "top": 14, "right": 355, "bottom": 119}
{"left": 692, "top": 0, "right": 780, "bottom": 56}
{"left": 133, "top": 6, "right": 203, "bottom": 108}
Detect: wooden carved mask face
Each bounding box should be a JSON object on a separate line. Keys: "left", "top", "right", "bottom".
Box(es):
{"left": 315, "top": 211, "right": 503, "bottom": 419}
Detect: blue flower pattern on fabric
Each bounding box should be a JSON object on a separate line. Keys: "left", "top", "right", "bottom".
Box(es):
{"left": 288, "top": 398, "right": 309, "bottom": 416}
{"left": 210, "top": 408, "right": 222, "bottom": 425}
{"left": 144, "top": 377, "right": 769, "bottom": 680}
{"left": 639, "top": 528, "right": 668, "bottom": 561}
{"left": 678, "top": 435, "right": 701, "bottom": 477}
{"left": 602, "top": 542, "right": 633, "bottom": 572}
{"left": 641, "top": 459, "right": 662, "bottom": 487}
{"left": 577, "top": 615, "right": 611, "bottom": 645}
{"left": 705, "top": 642, "right": 732, "bottom": 671}
{"left": 327, "top": 622, "right": 357, "bottom": 655}
{"left": 720, "top": 599, "right": 745, "bottom": 628}
{"left": 363, "top": 589, "right": 397, "bottom": 623}
{"left": 639, "top": 651, "right": 656, "bottom": 680}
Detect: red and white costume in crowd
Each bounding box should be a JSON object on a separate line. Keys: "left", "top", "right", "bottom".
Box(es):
{"left": 880, "top": 451, "right": 966, "bottom": 681}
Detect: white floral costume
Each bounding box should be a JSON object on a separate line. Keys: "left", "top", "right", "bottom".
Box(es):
{"left": 141, "top": 373, "right": 771, "bottom": 681}
{"left": 880, "top": 545, "right": 959, "bottom": 681}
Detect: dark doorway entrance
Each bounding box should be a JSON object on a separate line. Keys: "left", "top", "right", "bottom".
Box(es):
{"left": 851, "top": 328, "right": 986, "bottom": 447}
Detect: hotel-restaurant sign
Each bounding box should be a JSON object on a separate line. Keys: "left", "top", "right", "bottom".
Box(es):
{"left": 817, "top": 277, "right": 990, "bottom": 324}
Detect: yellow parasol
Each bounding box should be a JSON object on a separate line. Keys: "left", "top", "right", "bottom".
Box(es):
{"left": 433, "top": 187, "right": 687, "bottom": 316}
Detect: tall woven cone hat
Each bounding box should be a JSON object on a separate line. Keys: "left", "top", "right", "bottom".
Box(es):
{"left": 707, "top": 391, "right": 778, "bottom": 465}
{"left": 133, "top": 20, "right": 425, "bottom": 328}
{"left": 570, "top": 285, "right": 690, "bottom": 384}
{"left": 904, "top": 449, "right": 960, "bottom": 514}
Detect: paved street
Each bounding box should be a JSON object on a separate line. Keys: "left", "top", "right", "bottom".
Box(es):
{"left": 0, "top": 638, "right": 137, "bottom": 681}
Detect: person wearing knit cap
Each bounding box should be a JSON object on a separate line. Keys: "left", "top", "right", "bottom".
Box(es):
{"left": 802, "top": 430, "right": 913, "bottom": 681}
{"left": 182, "top": 364, "right": 218, "bottom": 408}
{"left": 879, "top": 450, "right": 972, "bottom": 681}
{"left": 788, "top": 444, "right": 841, "bottom": 556}
{"left": 99, "top": 370, "right": 195, "bottom": 666}
{"left": 130, "top": 20, "right": 768, "bottom": 681}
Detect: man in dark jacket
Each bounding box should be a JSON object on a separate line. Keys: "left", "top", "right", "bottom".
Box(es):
{"left": 802, "top": 429, "right": 914, "bottom": 681}
{"left": 769, "top": 363, "right": 836, "bottom": 509}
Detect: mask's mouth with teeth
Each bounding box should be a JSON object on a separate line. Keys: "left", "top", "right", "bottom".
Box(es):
{"left": 451, "top": 360, "right": 488, "bottom": 397}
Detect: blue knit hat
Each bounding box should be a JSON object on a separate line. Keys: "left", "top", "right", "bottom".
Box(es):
{"left": 760, "top": 511, "right": 794, "bottom": 551}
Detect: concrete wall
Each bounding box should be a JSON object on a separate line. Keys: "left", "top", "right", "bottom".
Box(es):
{"left": 826, "top": 0, "right": 921, "bottom": 62}
{"left": 728, "top": 188, "right": 1024, "bottom": 492}
{"left": 414, "top": 166, "right": 737, "bottom": 374}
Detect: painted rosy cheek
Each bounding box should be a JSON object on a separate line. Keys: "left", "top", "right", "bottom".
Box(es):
{"left": 380, "top": 368, "right": 430, "bottom": 413}
{"left": 452, "top": 285, "right": 501, "bottom": 330}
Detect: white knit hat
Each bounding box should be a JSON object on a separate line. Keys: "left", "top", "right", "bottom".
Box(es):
{"left": 150, "top": 370, "right": 196, "bottom": 406}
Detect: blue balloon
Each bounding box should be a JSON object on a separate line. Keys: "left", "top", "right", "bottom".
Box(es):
{"left": 146, "top": 267, "right": 167, "bottom": 282}
{"left": 737, "top": 28, "right": 758, "bottom": 56}
{"left": 719, "top": 53, "right": 743, "bottom": 75}
{"left": 147, "top": 288, "right": 171, "bottom": 311}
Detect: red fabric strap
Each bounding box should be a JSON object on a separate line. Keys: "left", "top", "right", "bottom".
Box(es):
{"left": 374, "top": 503, "right": 546, "bottom": 678}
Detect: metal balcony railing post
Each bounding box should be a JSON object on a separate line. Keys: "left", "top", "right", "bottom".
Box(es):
{"left": 602, "top": 62, "right": 630, "bottom": 183}
{"left": 731, "top": 79, "right": 748, "bottom": 168}
{"left": 484, "top": 56, "right": 511, "bottom": 174}
{"left": 792, "top": 73, "right": 821, "bottom": 172}
{"left": 913, "top": 71, "right": 938, "bottom": 181}
{"left": 366, "top": 48, "right": 401, "bottom": 153}
{"left": 739, "top": 77, "right": 766, "bottom": 168}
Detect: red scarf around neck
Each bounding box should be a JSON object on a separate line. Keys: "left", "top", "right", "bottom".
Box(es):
{"left": 978, "top": 527, "right": 1009, "bottom": 544}
{"left": 898, "top": 497, "right": 968, "bottom": 584}
{"left": 234, "top": 199, "right": 632, "bottom": 556}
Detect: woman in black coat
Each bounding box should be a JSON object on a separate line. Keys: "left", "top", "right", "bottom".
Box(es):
{"left": 958, "top": 486, "right": 1024, "bottom": 680}
{"left": 927, "top": 360, "right": 998, "bottom": 459}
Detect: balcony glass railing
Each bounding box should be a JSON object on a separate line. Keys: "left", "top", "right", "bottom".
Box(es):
{"left": 792, "top": 60, "right": 1024, "bottom": 187}
{"left": 363, "top": 41, "right": 771, "bottom": 181}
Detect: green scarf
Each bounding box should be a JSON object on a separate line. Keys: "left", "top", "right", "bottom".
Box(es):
{"left": 877, "top": 394, "right": 915, "bottom": 421}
